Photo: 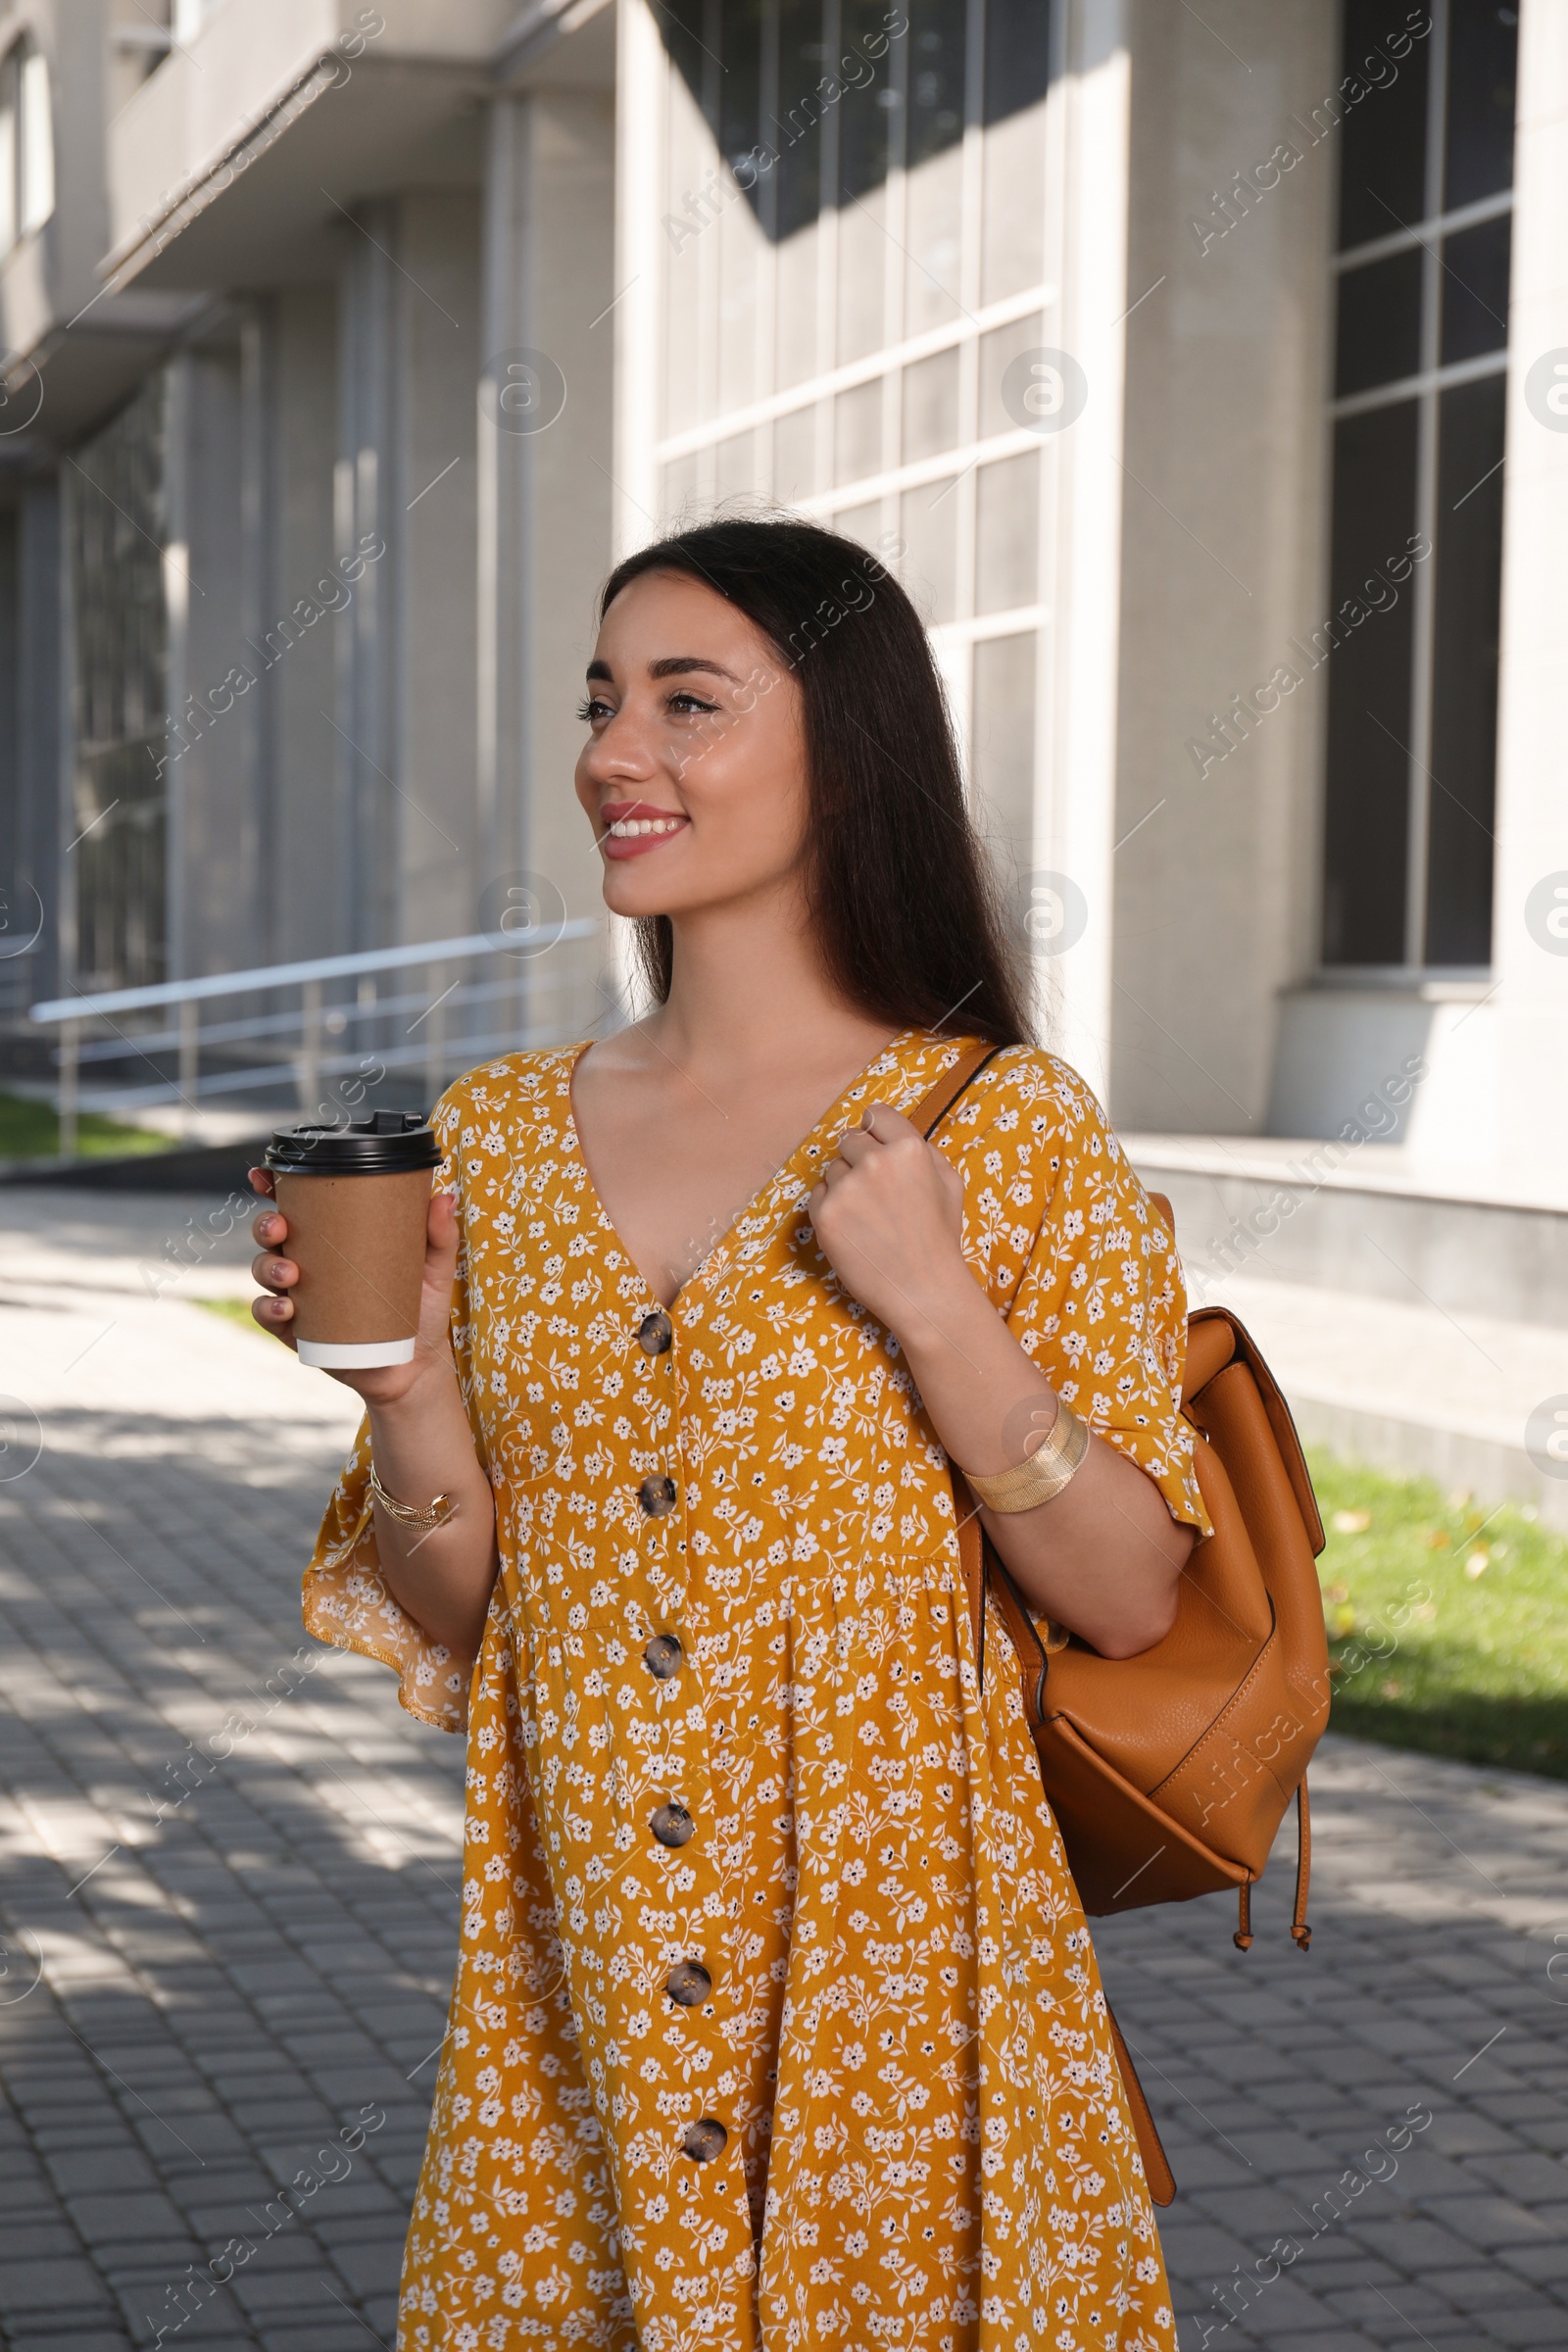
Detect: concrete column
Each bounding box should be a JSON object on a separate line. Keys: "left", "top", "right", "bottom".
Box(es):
{"left": 335, "top": 192, "right": 480, "bottom": 955}
{"left": 479, "top": 89, "right": 615, "bottom": 929}
{"left": 1491, "top": 0, "right": 1568, "bottom": 1200}
{"left": 1108, "top": 0, "right": 1337, "bottom": 1135}
{"left": 264, "top": 285, "right": 339, "bottom": 967}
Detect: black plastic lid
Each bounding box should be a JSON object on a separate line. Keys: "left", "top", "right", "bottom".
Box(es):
{"left": 265, "top": 1110, "right": 441, "bottom": 1176}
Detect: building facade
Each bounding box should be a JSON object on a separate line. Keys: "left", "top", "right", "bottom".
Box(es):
{"left": 1, "top": 0, "right": 1564, "bottom": 1216}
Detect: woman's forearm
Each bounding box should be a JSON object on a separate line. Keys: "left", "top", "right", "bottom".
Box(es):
{"left": 895, "top": 1270, "right": 1192, "bottom": 1658}
{"left": 364, "top": 1356, "right": 500, "bottom": 1661}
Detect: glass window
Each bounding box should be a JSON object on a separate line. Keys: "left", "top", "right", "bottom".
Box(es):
{"left": 975, "top": 450, "right": 1039, "bottom": 614}
{"left": 1440, "top": 213, "right": 1510, "bottom": 365}
{"left": 902, "top": 347, "right": 959, "bottom": 463}
{"left": 835, "top": 377, "right": 883, "bottom": 487}
{"left": 983, "top": 0, "right": 1051, "bottom": 127}
{"left": 17, "top": 47, "right": 49, "bottom": 233}
{"left": 69, "top": 372, "right": 171, "bottom": 993}
{"left": 1426, "top": 372, "right": 1504, "bottom": 964}
{"left": 899, "top": 477, "right": 958, "bottom": 624}
{"left": 978, "top": 312, "right": 1043, "bottom": 438}
{"left": 1443, "top": 0, "right": 1517, "bottom": 211}
{"left": 833, "top": 499, "right": 883, "bottom": 557}
{"left": 661, "top": 453, "right": 700, "bottom": 519}
{"left": 776, "top": 0, "right": 824, "bottom": 241}
{"left": 0, "top": 40, "right": 53, "bottom": 259}
{"left": 714, "top": 428, "right": 757, "bottom": 501}
{"left": 1336, "top": 0, "right": 1430, "bottom": 250}
{"left": 772, "top": 404, "right": 819, "bottom": 501}
{"left": 907, "top": 0, "right": 967, "bottom": 171}
{"left": 1322, "top": 0, "right": 1516, "bottom": 970}
{"left": 1334, "top": 250, "right": 1422, "bottom": 398}
{"left": 0, "top": 71, "right": 15, "bottom": 259}
{"left": 1321, "top": 402, "right": 1419, "bottom": 968}
{"left": 838, "top": 0, "right": 897, "bottom": 206}
{"left": 971, "top": 632, "right": 1037, "bottom": 880}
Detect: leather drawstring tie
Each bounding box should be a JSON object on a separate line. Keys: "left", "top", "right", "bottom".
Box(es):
{"left": 1233, "top": 1783, "right": 1313, "bottom": 1953}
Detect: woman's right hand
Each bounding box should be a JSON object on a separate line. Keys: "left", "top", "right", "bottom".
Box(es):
{"left": 247, "top": 1170, "right": 463, "bottom": 1405}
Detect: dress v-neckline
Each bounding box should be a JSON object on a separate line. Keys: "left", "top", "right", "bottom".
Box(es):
{"left": 564, "top": 1030, "right": 934, "bottom": 1314}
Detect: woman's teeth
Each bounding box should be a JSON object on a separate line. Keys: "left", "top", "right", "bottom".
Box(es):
{"left": 608, "top": 815, "right": 683, "bottom": 837}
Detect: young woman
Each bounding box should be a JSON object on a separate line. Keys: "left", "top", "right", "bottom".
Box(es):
{"left": 250, "top": 517, "right": 1208, "bottom": 2352}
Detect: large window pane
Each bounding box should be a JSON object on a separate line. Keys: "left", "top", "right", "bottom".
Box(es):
{"left": 977, "top": 310, "right": 1042, "bottom": 437}
{"left": 1444, "top": 0, "right": 1517, "bottom": 212}
{"left": 1440, "top": 213, "right": 1510, "bottom": 365}
{"left": 772, "top": 403, "right": 819, "bottom": 501}
{"left": 1425, "top": 373, "right": 1504, "bottom": 965}
{"left": 1335, "top": 249, "right": 1422, "bottom": 397}
{"left": 1337, "top": 0, "right": 1429, "bottom": 250}
{"left": 775, "top": 0, "right": 825, "bottom": 241}
{"left": 899, "top": 476, "right": 957, "bottom": 623}
{"left": 18, "top": 47, "right": 51, "bottom": 235}
{"left": 971, "top": 632, "right": 1037, "bottom": 879}
{"left": 715, "top": 428, "right": 757, "bottom": 501}
{"left": 907, "top": 0, "right": 966, "bottom": 170}
{"left": 838, "top": 0, "right": 897, "bottom": 205}
{"left": 975, "top": 450, "right": 1039, "bottom": 613}
{"left": 0, "top": 51, "right": 17, "bottom": 258}
{"left": 1321, "top": 401, "right": 1419, "bottom": 966}
{"left": 902, "top": 346, "right": 959, "bottom": 462}
{"left": 835, "top": 377, "right": 883, "bottom": 486}
{"left": 983, "top": 0, "right": 1050, "bottom": 127}
{"left": 69, "top": 371, "right": 171, "bottom": 993}
{"left": 719, "top": 1, "right": 763, "bottom": 183}
{"left": 660, "top": 0, "right": 710, "bottom": 120}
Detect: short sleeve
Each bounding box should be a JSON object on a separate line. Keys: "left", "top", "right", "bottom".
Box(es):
{"left": 301, "top": 1083, "right": 478, "bottom": 1733}
{"left": 963, "top": 1052, "right": 1212, "bottom": 1538}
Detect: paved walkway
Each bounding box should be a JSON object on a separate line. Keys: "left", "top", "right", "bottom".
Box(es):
{"left": 0, "top": 1186, "right": 1564, "bottom": 2352}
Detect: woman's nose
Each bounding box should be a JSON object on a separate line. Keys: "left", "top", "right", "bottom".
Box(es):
{"left": 582, "top": 704, "right": 657, "bottom": 779}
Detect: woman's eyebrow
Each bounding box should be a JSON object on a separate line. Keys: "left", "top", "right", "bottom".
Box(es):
{"left": 647, "top": 656, "right": 742, "bottom": 683}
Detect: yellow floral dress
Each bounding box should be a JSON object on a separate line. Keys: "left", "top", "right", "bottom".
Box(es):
{"left": 305, "top": 1031, "right": 1209, "bottom": 2352}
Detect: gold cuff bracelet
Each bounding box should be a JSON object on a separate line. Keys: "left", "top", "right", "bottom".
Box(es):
{"left": 961, "top": 1399, "right": 1090, "bottom": 1513}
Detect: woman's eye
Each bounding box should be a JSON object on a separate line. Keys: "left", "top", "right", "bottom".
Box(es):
{"left": 667, "top": 690, "right": 719, "bottom": 714}
{"left": 577, "top": 697, "right": 613, "bottom": 723}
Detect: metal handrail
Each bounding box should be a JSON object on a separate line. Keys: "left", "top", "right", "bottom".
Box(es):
{"left": 27, "top": 922, "right": 598, "bottom": 1022}
{"left": 25, "top": 921, "right": 606, "bottom": 1158}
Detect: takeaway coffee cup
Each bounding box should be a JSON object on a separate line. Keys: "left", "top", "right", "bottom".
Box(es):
{"left": 265, "top": 1112, "right": 441, "bottom": 1370}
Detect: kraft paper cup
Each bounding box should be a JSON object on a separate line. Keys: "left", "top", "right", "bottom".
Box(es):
{"left": 265, "top": 1114, "right": 440, "bottom": 1370}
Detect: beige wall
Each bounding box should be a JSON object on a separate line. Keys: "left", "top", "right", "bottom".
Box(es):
{"left": 1109, "top": 0, "right": 1337, "bottom": 1133}
{"left": 1491, "top": 0, "right": 1568, "bottom": 1196}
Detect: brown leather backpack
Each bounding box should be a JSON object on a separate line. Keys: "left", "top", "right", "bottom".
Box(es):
{"left": 914, "top": 1045, "right": 1331, "bottom": 2203}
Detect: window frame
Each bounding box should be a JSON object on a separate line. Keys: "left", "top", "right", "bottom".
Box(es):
{"left": 0, "top": 34, "right": 55, "bottom": 264}
{"left": 1319, "top": 0, "right": 1513, "bottom": 980}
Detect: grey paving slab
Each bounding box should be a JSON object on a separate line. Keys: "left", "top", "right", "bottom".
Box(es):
{"left": 3, "top": 1187, "right": 1568, "bottom": 2352}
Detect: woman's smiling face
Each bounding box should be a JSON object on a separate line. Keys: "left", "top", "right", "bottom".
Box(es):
{"left": 574, "top": 569, "right": 810, "bottom": 924}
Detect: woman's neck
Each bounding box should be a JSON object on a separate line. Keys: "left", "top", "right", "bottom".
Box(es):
{"left": 641, "top": 894, "right": 897, "bottom": 1089}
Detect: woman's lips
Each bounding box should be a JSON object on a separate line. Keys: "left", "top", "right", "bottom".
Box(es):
{"left": 600, "top": 805, "right": 690, "bottom": 860}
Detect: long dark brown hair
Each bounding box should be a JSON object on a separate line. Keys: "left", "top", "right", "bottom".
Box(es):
{"left": 598, "top": 516, "right": 1030, "bottom": 1050}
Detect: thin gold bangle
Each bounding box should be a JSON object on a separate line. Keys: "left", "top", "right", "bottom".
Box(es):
{"left": 960, "top": 1399, "right": 1090, "bottom": 1513}
{"left": 368, "top": 1462, "right": 452, "bottom": 1532}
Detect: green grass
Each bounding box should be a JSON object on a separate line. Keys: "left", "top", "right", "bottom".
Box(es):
{"left": 1310, "top": 1448, "right": 1568, "bottom": 1780}
{"left": 0, "top": 1089, "right": 172, "bottom": 1162}
{"left": 193, "top": 1296, "right": 266, "bottom": 1335}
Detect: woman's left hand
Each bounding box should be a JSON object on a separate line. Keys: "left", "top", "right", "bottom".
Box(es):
{"left": 808, "top": 1102, "right": 970, "bottom": 1338}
